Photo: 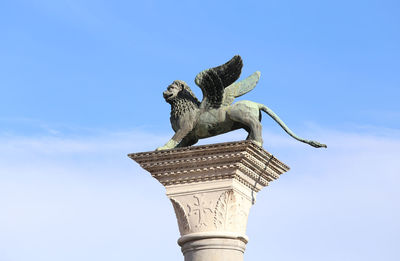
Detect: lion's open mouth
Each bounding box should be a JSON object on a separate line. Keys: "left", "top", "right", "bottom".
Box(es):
{"left": 163, "top": 93, "right": 173, "bottom": 100}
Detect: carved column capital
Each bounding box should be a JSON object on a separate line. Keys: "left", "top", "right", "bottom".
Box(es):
{"left": 129, "top": 141, "right": 289, "bottom": 261}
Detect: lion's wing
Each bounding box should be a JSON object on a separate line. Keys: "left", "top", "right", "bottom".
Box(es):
{"left": 222, "top": 71, "right": 261, "bottom": 106}
{"left": 195, "top": 55, "right": 243, "bottom": 109}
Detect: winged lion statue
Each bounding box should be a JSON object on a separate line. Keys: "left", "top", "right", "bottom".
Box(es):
{"left": 156, "top": 55, "right": 327, "bottom": 150}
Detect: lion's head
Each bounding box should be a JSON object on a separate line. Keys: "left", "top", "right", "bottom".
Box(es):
{"left": 163, "top": 80, "right": 183, "bottom": 102}
{"left": 163, "top": 80, "right": 201, "bottom": 118}
{"left": 163, "top": 80, "right": 200, "bottom": 105}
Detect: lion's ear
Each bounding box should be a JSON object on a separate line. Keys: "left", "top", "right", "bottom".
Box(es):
{"left": 175, "top": 81, "right": 185, "bottom": 90}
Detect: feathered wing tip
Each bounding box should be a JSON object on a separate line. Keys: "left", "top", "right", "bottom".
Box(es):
{"left": 222, "top": 71, "right": 261, "bottom": 106}
{"left": 195, "top": 55, "right": 243, "bottom": 87}
{"left": 195, "top": 55, "right": 244, "bottom": 109}
{"left": 209, "top": 55, "right": 243, "bottom": 87}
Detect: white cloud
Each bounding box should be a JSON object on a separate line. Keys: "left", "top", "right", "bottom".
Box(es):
{"left": 0, "top": 127, "right": 399, "bottom": 261}
{"left": 247, "top": 129, "right": 400, "bottom": 261}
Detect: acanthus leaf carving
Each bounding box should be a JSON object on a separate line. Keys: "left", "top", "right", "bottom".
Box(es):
{"left": 214, "top": 190, "right": 250, "bottom": 232}
{"left": 214, "top": 190, "right": 237, "bottom": 230}
{"left": 170, "top": 198, "right": 191, "bottom": 235}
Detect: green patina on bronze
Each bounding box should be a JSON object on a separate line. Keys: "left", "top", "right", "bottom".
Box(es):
{"left": 157, "top": 55, "right": 327, "bottom": 150}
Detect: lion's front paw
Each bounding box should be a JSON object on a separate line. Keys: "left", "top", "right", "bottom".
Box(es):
{"left": 155, "top": 140, "right": 179, "bottom": 151}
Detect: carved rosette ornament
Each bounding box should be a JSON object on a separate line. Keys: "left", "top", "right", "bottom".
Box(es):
{"left": 129, "top": 141, "right": 289, "bottom": 261}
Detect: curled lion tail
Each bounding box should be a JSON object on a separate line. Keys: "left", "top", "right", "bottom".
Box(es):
{"left": 258, "top": 103, "right": 327, "bottom": 148}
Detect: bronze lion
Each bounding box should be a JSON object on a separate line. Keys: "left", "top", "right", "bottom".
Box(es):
{"left": 157, "top": 55, "right": 326, "bottom": 150}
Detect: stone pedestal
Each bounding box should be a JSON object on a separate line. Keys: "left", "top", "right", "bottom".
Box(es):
{"left": 129, "top": 141, "right": 289, "bottom": 261}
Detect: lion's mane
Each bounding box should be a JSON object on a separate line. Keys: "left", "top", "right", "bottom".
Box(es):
{"left": 169, "top": 80, "right": 200, "bottom": 118}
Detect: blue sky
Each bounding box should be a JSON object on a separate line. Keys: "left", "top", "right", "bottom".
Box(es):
{"left": 0, "top": 1, "right": 399, "bottom": 260}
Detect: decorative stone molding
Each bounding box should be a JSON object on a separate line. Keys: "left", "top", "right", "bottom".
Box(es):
{"left": 129, "top": 140, "right": 288, "bottom": 191}
{"left": 129, "top": 141, "right": 289, "bottom": 261}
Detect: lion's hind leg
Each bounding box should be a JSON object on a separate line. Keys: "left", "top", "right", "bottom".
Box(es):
{"left": 227, "top": 101, "right": 263, "bottom": 146}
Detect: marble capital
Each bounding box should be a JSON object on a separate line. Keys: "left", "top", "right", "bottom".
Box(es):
{"left": 129, "top": 141, "right": 289, "bottom": 261}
